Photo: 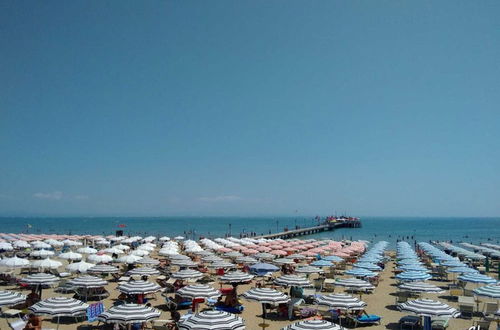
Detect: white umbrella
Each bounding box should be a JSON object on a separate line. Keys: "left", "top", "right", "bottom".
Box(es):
{"left": 118, "top": 254, "right": 143, "bottom": 264}
{"left": 87, "top": 254, "right": 113, "bottom": 264}
{"left": 66, "top": 261, "right": 96, "bottom": 274}
{"left": 0, "top": 242, "right": 14, "bottom": 251}
{"left": 58, "top": 251, "right": 83, "bottom": 261}
{"left": 130, "top": 249, "right": 149, "bottom": 257}
{"left": 77, "top": 247, "right": 98, "bottom": 254}
{"left": 0, "top": 256, "right": 30, "bottom": 268}
{"left": 12, "top": 240, "right": 31, "bottom": 249}
{"left": 31, "top": 258, "right": 62, "bottom": 270}
{"left": 30, "top": 249, "right": 55, "bottom": 258}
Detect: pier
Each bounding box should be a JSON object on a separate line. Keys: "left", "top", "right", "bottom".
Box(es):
{"left": 256, "top": 219, "right": 361, "bottom": 239}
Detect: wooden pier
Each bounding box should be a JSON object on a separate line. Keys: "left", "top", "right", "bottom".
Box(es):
{"left": 256, "top": 220, "right": 361, "bottom": 239}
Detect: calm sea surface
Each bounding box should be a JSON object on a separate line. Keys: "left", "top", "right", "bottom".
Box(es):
{"left": 0, "top": 217, "right": 498, "bottom": 248}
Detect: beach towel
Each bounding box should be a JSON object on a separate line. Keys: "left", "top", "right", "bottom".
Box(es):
{"left": 86, "top": 302, "right": 104, "bottom": 322}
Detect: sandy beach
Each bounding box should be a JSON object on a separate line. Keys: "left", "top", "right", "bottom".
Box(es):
{"left": 1, "top": 238, "right": 498, "bottom": 330}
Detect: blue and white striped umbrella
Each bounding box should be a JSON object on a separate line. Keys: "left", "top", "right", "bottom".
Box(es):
{"left": 322, "top": 256, "right": 344, "bottom": 262}
{"left": 311, "top": 260, "right": 333, "bottom": 267}
{"left": 396, "top": 271, "right": 432, "bottom": 282}
{"left": 399, "top": 265, "right": 429, "bottom": 272}
{"left": 345, "top": 268, "right": 376, "bottom": 278}
{"left": 353, "top": 262, "right": 381, "bottom": 271}
{"left": 397, "top": 259, "right": 422, "bottom": 266}
{"left": 446, "top": 267, "right": 479, "bottom": 274}
{"left": 458, "top": 274, "right": 498, "bottom": 284}
{"left": 473, "top": 285, "right": 500, "bottom": 299}
{"left": 441, "top": 260, "right": 466, "bottom": 267}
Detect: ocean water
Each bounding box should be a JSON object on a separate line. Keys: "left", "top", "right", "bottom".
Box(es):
{"left": 0, "top": 216, "right": 498, "bottom": 248}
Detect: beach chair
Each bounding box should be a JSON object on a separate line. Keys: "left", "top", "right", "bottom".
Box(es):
{"left": 395, "top": 291, "right": 410, "bottom": 304}
{"left": 347, "top": 314, "right": 381, "bottom": 327}
{"left": 431, "top": 317, "right": 449, "bottom": 330}
{"left": 448, "top": 287, "right": 463, "bottom": 301}
{"left": 458, "top": 303, "right": 474, "bottom": 318}
{"left": 8, "top": 319, "right": 26, "bottom": 330}
{"left": 399, "top": 315, "right": 421, "bottom": 329}
{"left": 474, "top": 319, "right": 491, "bottom": 330}
{"left": 482, "top": 301, "right": 498, "bottom": 320}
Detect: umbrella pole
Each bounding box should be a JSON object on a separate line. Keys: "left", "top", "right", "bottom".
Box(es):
{"left": 56, "top": 315, "right": 60, "bottom": 330}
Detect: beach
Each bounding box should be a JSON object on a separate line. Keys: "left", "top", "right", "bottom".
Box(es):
{"left": 0, "top": 234, "right": 499, "bottom": 330}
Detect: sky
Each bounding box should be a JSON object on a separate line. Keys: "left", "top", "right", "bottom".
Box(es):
{"left": 1, "top": 1, "right": 499, "bottom": 217}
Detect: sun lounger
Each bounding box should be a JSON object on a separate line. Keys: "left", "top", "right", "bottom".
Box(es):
{"left": 431, "top": 317, "right": 449, "bottom": 330}
{"left": 8, "top": 320, "right": 26, "bottom": 330}
{"left": 347, "top": 314, "right": 381, "bottom": 327}
{"left": 399, "top": 315, "right": 421, "bottom": 329}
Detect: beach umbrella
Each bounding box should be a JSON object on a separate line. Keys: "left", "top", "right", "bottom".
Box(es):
{"left": 103, "top": 247, "right": 125, "bottom": 255}
{"left": 126, "top": 267, "right": 160, "bottom": 276}
{"left": 0, "top": 256, "right": 30, "bottom": 268}
{"left": 117, "top": 254, "right": 143, "bottom": 264}
{"left": 32, "top": 241, "right": 51, "bottom": 249}
{"left": 69, "top": 275, "right": 108, "bottom": 288}
{"left": 352, "top": 262, "right": 381, "bottom": 271}
{"left": 45, "top": 239, "right": 63, "bottom": 248}
{"left": 315, "top": 293, "right": 366, "bottom": 310}
{"left": 441, "top": 260, "right": 466, "bottom": 267}
{"left": 62, "top": 239, "right": 82, "bottom": 247}
{"left": 473, "top": 284, "right": 500, "bottom": 299}
{"left": 273, "top": 258, "right": 296, "bottom": 265}
{"left": 224, "top": 251, "right": 243, "bottom": 258}
{"left": 249, "top": 263, "right": 279, "bottom": 276}
{"left": 169, "top": 254, "right": 191, "bottom": 260}
{"left": 30, "top": 249, "right": 55, "bottom": 258}
{"left": 0, "top": 242, "right": 14, "bottom": 251}
{"left": 136, "top": 257, "right": 160, "bottom": 265}
{"left": 254, "top": 252, "right": 275, "bottom": 260}
{"left": 98, "top": 303, "right": 161, "bottom": 324}
{"left": 220, "top": 271, "right": 254, "bottom": 284}
{"left": 281, "top": 319, "right": 344, "bottom": 330}
{"left": 202, "top": 255, "right": 224, "bottom": 263}
{"left": 208, "top": 261, "right": 235, "bottom": 269}
{"left": 130, "top": 249, "right": 149, "bottom": 257}
{"left": 87, "top": 254, "right": 113, "bottom": 264}
{"left": 322, "top": 255, "right": 344, "bottom": 262}
{"left": 241, "top": 287, "right": 290, "bottom": 324}
{"left": 296, "top": 265, "right": 323, "bottom": 274}
{"left": 396, "top": 271, "right": 432, "bottom": 282}
{"left": 177, "top": 284, "right": 221, "bottom": 300}
{"left": 334, "top": 278, "right": 375, "bottom": 291}
{"left": 235, "top": 256, "right": 258, "bottom": 264}
{"left": 87, "top": 264, "right": 119, "bottom": 274}
{"left": 458, "top": 273, "right": 498, "bottom": 284}
{"left": 159, "top": 236, "right": 171, "bottom": 241}
{"left": 345, "top": 268, "right": 377, "bottom": 278}
{"left": 171, "top": 269, "right": 204, "bottom": 280}
{"left": 13, "top": 240, "right": 31, "bottom": 249}
{"left": 179, "top": 310, "right": 245, "bottom": 330}
{"left": 117, "top": 280, "right": 162, "bottom": 295}
{"left": 399, "top": 282, "right": 444, "bottom": 294}
{"left": 20, "top": 273, "right": 59, "bottom": 287}
{"left": 58, "top": 251, "right": 83, "bottom": 261}
{"left": 29, "top": 297, "right": 89, "bottom": 329}
{"left": 171, "top": 259, "right": 198, "bottom": 267}
{"left": 398, "top": 299, "right": 461, "bottom": 318}
{"left": 399, "top": 265, "right": 429, "bottom": 272}
{"left": 31, "top": 258, "right": 62, "bottom": 270}
{"left": 286, "top": 254, "right": 307, "bottom": 260}
{"left": 274, "top": 275, "right": 312, "bottom": 287}
{"left": 114, "top": 244, "right": 131, "bottom": 251}
{"left": 0, "top": 290, "right": 26, "bottom": 307}
{"left": 447, "top": 267, "right": 479, "bottom": 274}
{"left": 193, "top": 250, "right": 213, "bottom": 256}
{"left": 66, "top": 261, "right": 96, "bottom": 274}
{"left": 77, "top": 247, "right": 98, "bottom": 254}
{"left": 311, "top": 260, "right": 333, "bottom": 267}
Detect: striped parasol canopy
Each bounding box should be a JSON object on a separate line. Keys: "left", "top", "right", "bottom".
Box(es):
{"left": 235, "top": 256, "right": 258, "bottom": 264}
{"left": 29, "top": 297, "right": 89, "bottom": 316}
{"left": 399, "top": 282, "right": 444, "bottom": 293}
{"left": 281, "top": 319, "right": 344, "bottom": 330}
{"left": 20, "top": 273, "right": 59, "bottom": 286}
{"left": 398, "top": 299, "right": 461, "bottom": 318}
{"left": 352, "top": 262, "right": 382, "bottom": 271}
{"left": 345, "top": 268, "right": 377, "bottom": 278}
{"left": 241, "top": 288, "right": 290, "bottom": 305}
{"left": 458, "top": 273, "right": 498, "bottom": 284}
{"left": 171, "top": 259, "right": 198, "bottom": 267}
{"left": 396, "top": 271, "right": 432, "bottom": 282}
{"left": 473, "top": 284, "right": 500, "bottom": 299}
{"left": 273, "top": 258, "right": 296, "bottom": 265}
{"left": 208, "top": 261, "right": 235, "bottom": 269}
{"left": 219, "top": 271, "right": 254, "bottom": 284}
{"left": 286, "top": 254, "right": 307, "bottom": 260}
{"left": 254, "top": 252, "right": 275, "bottom": 260}
{"left": 0, "top": 290, "right": 26, "bottom": 307}
{"left": 202, "top": 255, "right": 224, "bottom": 263}
{"left": 136, "top": 257, "right": 160, "bottom": 265}
{"left": 68, "top": 275, "right": 108, "bottom": 288}
{"left": 315, "top": 293, "right": 366, "bottom": 310}
{"left": 87, "top": 264, "right": 120, "bottom": 274}
{"left": 334, "top": 278, "right": 375, "bottom": 290}
{"left": 98, "top": 304, "right": 161, "bottom": 324}
{"left": 117, "top": 280, "right": 162, "bottom": 295}
{"left": 179, "top": 310, "right": 245, "bottom": 330}
{"left": 171, "top": 269, "right": 204, "bottom": 280}
{"left": 446, "top": 267, "right": 479, "bottom": 274}
{"left": 176, "top": 284, "right": 221, "bottom": 300}
{"left": 224, "top": 251, "right": 243, "bottom": 258}
{"left": 399, "top": 265, "right": 429, "bottom": 272}
{"left": 296, "top": 265, "right": 323, "bottom": 274}
{"left": 274, "top": 275, "right": 312, "bottom": 287}
{"left": 126, "top": 267, "right": 160, "bottom": 276}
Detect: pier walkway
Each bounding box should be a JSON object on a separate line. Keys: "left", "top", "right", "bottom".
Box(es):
{"left": 256, "top": 220, "right": 361, "bottom": 239}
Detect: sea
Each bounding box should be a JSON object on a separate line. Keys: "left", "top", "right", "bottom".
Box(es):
{"left": 0, "top": 216, "right": 499, "bottom": 248}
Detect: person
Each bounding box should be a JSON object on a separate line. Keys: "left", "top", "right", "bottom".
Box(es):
{"left": 26, "top": 289, "right": 40, "bottom": 307}
{"left": 23, "top": 313, "right": 42, "bottom": 330}
{"left": 167, "top": 310, "right": 181, "bottom": 330}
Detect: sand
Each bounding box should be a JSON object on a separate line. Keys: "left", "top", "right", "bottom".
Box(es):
{"left": 0, "top": 251, "right": 497, "bottom": 330}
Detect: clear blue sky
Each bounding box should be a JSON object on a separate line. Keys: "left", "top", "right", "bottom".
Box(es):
{"left": 1, "top": 1, "right": 499, "bottom": 217}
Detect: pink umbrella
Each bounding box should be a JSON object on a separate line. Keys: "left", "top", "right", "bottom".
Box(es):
{"left": 243, "top": 249, "right": 259, "bottom": 255}
{"left": 270, "top": 250, "right": 287, "bottom": 256}
{"left": 256, "top": 246, "right": 271, "bottom": 252}
{"left": 217, "top": 247, "right": 232, "bottom": 253}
